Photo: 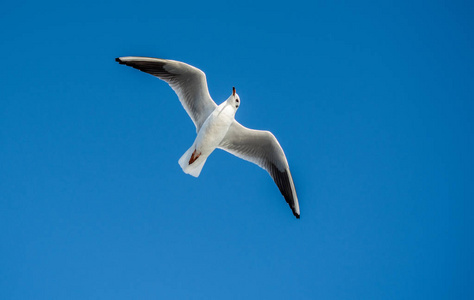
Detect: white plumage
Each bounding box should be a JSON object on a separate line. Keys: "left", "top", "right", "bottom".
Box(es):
{"left": 116, "top": 57, "right": 300, "bottom": 218}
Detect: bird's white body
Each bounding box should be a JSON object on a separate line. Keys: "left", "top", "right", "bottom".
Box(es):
{"left": 179, "top": 98, "right": 238, "bottom": 177}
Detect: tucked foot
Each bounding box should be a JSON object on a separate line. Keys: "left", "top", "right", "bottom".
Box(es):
{"left": 189, "top": 149, "right": 201, "bottom": 164}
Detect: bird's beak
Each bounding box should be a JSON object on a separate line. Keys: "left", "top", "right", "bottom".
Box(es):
{"left": 233, "top": 86, "right": 236, "bottom": 96}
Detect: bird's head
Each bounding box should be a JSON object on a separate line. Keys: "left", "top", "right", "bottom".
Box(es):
{"left": 227, "top": 86, "right": 240, "bottom": 110}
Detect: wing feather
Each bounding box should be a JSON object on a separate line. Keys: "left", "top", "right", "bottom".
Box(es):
{"left": 219, "top": 121, "right": 300, "bottom": 218}
{"left": 116, "top": 57, "right": 217, "bottom": 132}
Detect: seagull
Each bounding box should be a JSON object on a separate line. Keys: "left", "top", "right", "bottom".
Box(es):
{"left": 116, "top": 57, "right": 300, "bottom": 218}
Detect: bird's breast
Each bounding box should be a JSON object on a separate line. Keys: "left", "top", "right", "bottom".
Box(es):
{"left": 195, "top": 105, "right": 235, "bottom": 153}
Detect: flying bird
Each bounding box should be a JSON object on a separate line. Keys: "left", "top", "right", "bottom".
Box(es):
{"left": 116, "top": 57, "right": 300, "bottom": 218}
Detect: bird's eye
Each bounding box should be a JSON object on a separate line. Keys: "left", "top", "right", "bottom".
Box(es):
{"left": 236, "top": 99, "right": 239, "bottom": 102}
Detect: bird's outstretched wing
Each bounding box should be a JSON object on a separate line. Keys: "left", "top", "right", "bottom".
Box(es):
{"left": 219, "top": 121, "right": 300, "bottom": 218}
{"left": 116, "top": 57, "right": 217, "bottom": 132}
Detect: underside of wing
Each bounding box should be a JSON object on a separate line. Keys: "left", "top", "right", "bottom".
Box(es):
{"left": 116, "top": 56, "right": 217, "bottom": 132}
{"left": 219, "top": 121, "right": 300, "bottom": 218}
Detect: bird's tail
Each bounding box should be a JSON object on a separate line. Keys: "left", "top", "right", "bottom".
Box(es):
{"left": 178, "top": 145, "right": 207, "bottom": 177}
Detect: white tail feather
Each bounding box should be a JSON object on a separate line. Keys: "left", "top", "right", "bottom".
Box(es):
{"left": 178, "top": 146, "right": 207, "bottom": 177}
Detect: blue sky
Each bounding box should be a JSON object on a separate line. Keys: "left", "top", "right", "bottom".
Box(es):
{"left": 1, "top": 0, "right": 473, "bottom": 299}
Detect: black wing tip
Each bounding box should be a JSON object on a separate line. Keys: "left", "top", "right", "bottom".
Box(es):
{"left": 268, "top": 165, "right": 299, "bottom": 219}
{"left": 115, "top": 57, "right": 124, "bottom": 64}
{"left": 291, "top": 206, "right": 300, "bottom": 219}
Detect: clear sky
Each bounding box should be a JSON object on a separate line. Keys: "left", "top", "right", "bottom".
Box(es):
{"left": 1, "top": 0, "right": 473, "bottom": 299}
